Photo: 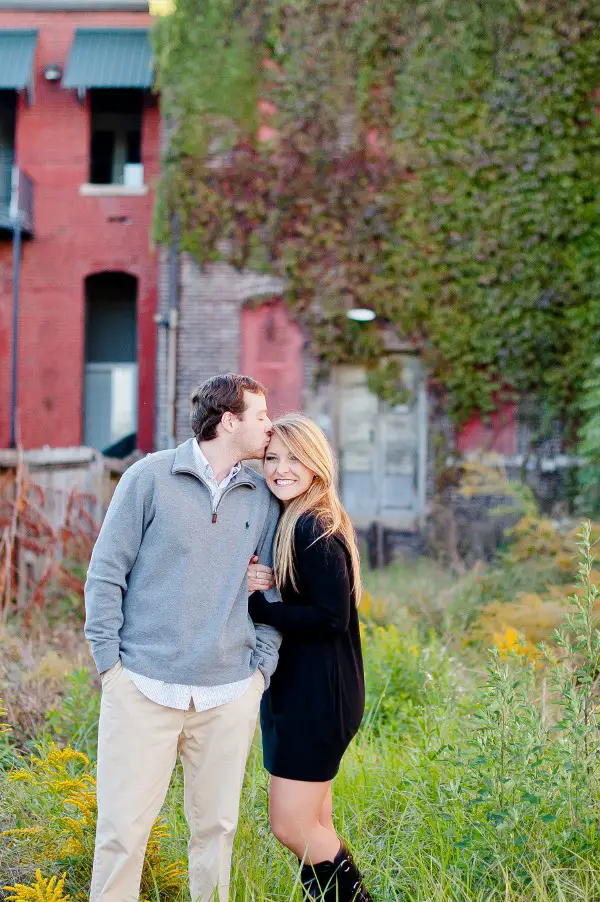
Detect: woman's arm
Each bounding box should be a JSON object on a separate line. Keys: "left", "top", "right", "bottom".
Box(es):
{"left": 248, "top": 527, "right": 352, "bottom": 638}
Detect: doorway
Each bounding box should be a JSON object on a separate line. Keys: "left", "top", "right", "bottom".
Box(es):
{"left": 83, "top": 272, "right": 138, "bottom": 455}
{"left": 334, "top": 360, "right": 427, "bottom": 528}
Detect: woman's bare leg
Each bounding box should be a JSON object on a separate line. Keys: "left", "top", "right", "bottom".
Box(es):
{"left": 318, "top": 784, "right": 335, "bottom": 832}
{"left": 269, "top": 776, "right": 340, "bottom": 865}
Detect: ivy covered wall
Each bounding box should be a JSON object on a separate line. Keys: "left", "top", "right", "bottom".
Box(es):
{"left": 153, "top": 0, "right": 600, "bottom": 445}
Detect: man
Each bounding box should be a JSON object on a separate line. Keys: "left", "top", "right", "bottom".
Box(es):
{"left": 84, "top": 373, "right": 281, "bottom": 902}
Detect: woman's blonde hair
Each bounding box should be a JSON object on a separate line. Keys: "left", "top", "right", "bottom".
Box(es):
{"left": 269, "top": 413, "right": 362, "bottom": 605}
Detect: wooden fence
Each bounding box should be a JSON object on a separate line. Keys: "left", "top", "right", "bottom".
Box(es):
{"left": 0, "top": 447, "right": 140, "bottom": 622}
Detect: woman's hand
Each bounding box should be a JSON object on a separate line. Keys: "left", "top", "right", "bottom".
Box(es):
{"left": 248, "top": 554, "right": 275, "bottom": 593}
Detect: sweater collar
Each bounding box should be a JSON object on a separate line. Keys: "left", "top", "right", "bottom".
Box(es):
{"left": 172, "top": 438, "right": 259, "bottom": 489}
{"left": 193, "top": 439, "right": 241, "bottom": 484}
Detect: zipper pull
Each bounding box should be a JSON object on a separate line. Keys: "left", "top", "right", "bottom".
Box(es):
{"left": 212, "top": 511, "right": 218, "bottom": 523}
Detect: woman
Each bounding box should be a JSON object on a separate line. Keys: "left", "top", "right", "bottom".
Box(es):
{"left": 247, "top": 413, "right": 372, "bottom": 902}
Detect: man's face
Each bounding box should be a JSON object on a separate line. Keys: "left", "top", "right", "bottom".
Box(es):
{"left": 233, "top": 392, "right": 272, "bottom": 460}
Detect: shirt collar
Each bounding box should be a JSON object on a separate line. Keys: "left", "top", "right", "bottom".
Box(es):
{"left": 193, "top": 439, "right": 241, "bottom": 482}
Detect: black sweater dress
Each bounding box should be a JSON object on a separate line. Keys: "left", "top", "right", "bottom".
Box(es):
{"left": 248, "top": 514, "right": 365, "bottom": 782}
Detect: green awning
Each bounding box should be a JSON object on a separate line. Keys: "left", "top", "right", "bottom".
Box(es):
{"left": 0, "top": 30, "right": 38, "bottom": 90}
{"left": 63, "top": 28, "right": 153, "bottom": 90}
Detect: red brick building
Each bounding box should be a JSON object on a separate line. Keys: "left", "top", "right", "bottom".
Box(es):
{"left": 0, "top": 0, "right": 159, "bottom": 453}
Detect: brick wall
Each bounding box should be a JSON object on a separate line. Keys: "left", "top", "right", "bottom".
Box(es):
{"left": 155, "top": 249, "right": 371, "bottom": 458}
{"left": 0, "top": 7, "right": 158, "bottom": 451}
{"left": 155, "top": 247, "right": 438, "bottom": 536}
{"left": 155, "top": 252, "right": 288, "bottom": 447}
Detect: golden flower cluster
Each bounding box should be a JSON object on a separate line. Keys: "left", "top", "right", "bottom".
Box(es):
{"left": 4, "top": 870, "right": 71, "bottom": 902}
{"left": 2, "top": 743, "right": 185, "bottom": 899}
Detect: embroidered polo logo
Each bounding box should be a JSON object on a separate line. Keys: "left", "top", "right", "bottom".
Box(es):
{"left": 246, "top": 521, "right": 250, "bottom": 529}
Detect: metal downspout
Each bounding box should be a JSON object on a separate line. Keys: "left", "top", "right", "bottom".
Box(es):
{"left": 9, "top": 170, "right": 22, "bottom": 449}
{"left": 166, "top": 212, "right": 180, "bottom": 449}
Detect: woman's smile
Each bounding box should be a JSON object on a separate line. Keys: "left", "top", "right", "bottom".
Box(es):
{"left": 264, "top": 434, "right": 316, "bottom": 502}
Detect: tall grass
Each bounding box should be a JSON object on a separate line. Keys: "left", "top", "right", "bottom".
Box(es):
{"left": 2, "top": 525, "right": 600, "bottom": 900}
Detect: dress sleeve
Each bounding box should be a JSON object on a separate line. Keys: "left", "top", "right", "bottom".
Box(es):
{"left": 248, "top": 521, "right": 352, "bottom": 638}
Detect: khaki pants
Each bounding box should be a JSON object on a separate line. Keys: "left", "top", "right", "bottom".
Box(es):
{"left": 90, "top": 662, "right": 265, "bottom": 902}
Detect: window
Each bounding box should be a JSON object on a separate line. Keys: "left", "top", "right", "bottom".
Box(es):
{"left": 89, "top": 89, "right": 143, "bottom": 186}
{"left": 0, "top": 91, "right": 16, "bottom": 210}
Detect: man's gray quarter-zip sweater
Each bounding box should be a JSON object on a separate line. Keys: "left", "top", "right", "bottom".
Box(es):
{"left": 84, "top": 438, "right": 282, "bottom": 687}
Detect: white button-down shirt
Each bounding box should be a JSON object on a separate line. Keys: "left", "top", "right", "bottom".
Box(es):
{"left": 124, "top": 440, "right": 253, "bottom": 711}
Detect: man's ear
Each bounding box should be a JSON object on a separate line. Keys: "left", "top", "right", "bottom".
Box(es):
{"left": 221, "top": 411, "right": 235, "bottom": 433}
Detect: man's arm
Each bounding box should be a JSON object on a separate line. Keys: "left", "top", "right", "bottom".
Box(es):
{"left": 251, "top": 492, "right": 282, "bottom": 687}
{"left": 84, "top": 460, "right": 153, "bottom": 674}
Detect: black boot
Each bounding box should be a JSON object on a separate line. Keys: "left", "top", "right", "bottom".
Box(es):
{"left": 335, "top": 842, "right": 372, "bottom": 901}
{"left": 300, "top": 841, "right": 373, "bottom": 901}
{"left": 300, "top": 857, "right": 338, "bottom": 900}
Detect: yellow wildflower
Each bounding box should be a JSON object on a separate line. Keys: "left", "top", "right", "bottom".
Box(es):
{"left": 0, "top": 827, "right": 43, "bottom": 849}
{"left": 0, "top": 827, "right": 42, "bottom": 838}
{"left": 9, "top": 744, "right": 93, "bottom": 794}
{"left": 6, "top": 744, "right": 185, "bottom": 897}
{"left": 459, "top": 457, "right": 515, "bottom": 500}
{"left": 4, "top": 870, "right": 71, "bottom": 902}
{"left": 0, "top": 696, "right": 12, "bottom": 734}
{"left": 140, "top": 820, "right": 187, "bottom": 898}
{"left": 359, "top": 590, "right": 387, "bottom": 623}
{"left": 493, "top": 626, "right": 540, "bottom": 661}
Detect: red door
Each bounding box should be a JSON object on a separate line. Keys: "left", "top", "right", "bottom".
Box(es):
{"left": 456, "top": 401, "right": 517, "bottom": 455}
{"left": 241, "top": 299, "right": 304, "bottom": 418}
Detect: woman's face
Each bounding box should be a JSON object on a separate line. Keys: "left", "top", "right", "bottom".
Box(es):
{"left": 264, "top": 434, "right": 316, "bottom": 504}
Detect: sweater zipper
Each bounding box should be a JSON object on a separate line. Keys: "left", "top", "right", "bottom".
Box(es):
{"left": 175, "top": 467, "right": 256, "bottom": 524}
{"left": 211, "top": 481, "right": 254, "bottom": 523}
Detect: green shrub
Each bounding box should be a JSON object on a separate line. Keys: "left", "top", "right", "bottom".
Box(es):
{"left": 43, "top": 670, "right": 100, "bottom": 764}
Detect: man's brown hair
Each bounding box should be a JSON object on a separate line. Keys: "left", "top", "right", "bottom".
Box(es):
{"left": 190, "top": 373, "right": 267, "bottom": 442}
